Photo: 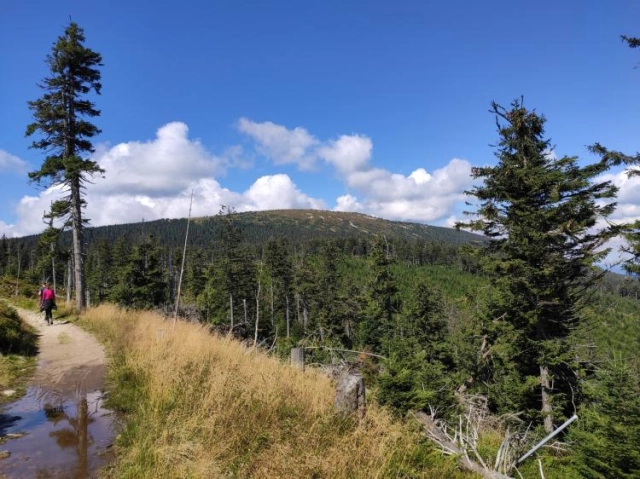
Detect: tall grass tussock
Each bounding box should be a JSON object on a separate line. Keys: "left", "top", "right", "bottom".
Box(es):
{"left": 83, "top": 304, "right": 471, "bottom": 478}
{"left": 0, "top": 300, "right": 38, "bottom": 404}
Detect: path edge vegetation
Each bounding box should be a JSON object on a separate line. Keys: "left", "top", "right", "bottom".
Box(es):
{"left": 80, "top": 304, "right": 475, "bottom": 479}
{"left": 0, "top": 289, "right": 38, "bottom": 406}
{"left": 2, "top": 22, "right": 638, "bottom": 479}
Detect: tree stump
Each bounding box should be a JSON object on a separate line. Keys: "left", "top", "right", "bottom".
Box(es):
{"left": 291, "top": 347, "right": 304, "bottom": 369}
{"left": 334, "top": 370, "right": 366, "bottom": 417}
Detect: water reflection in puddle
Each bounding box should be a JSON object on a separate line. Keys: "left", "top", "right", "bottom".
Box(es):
{"left": 0, "top": 387, "right": 114, "bottom": 478}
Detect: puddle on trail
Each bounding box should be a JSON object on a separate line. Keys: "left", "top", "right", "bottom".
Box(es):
{"left": 0, "top": 387, "right": 114, "bottom": 478}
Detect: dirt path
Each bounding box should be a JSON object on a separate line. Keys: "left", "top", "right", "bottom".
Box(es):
{"left": 0, "top": 307, "right": 113, "bottom": 478}
{"left": 15, "top": 307, "right": 106, "bottom": 396}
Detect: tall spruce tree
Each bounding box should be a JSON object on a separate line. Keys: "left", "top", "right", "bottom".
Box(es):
{"left": 264, "top": 239, "right": 294, "bottom": 337}
{"left": 360, "top": 237, "right": 399, "bottom": 353}
{"left": 458, "top": 99, "right": 618, "bottom": 431}
{"left": 26, "top": 22, "right": 104, "bottom": 310}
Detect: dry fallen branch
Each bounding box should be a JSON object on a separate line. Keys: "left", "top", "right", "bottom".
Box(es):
{"left": 412, "top": 411, "right": 514, "bottom": 479}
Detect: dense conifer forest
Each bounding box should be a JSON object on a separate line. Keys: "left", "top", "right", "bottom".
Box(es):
{"left": 2, "top": 203, "right": 640, "bottom": 475}
{"left": 2, "top": 207, "right": 640, "bottom": 477}
{"left": 3, "top": 17, "right": 639, "bottom": 479}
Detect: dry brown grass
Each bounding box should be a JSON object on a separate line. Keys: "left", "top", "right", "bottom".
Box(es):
{"left": 83, "top": 304, "right": 472, "bottom": 479}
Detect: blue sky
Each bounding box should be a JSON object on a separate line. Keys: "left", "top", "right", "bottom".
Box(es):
{"left": 1, "top": 0, "right": 639, "bottom": 239}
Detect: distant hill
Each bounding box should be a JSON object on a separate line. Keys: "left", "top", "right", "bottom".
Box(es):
{"left": 66, "top": 209, "right": 485, "bottom": 249}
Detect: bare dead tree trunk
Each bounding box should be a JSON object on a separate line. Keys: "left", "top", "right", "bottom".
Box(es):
{"left": 254, "top": 279, "right": 261, "bottom": 347}
{"left": 229, "top": 293, "right": 234, "bottom": 333}
{"left": 168, "top": 250, "right": 174, "bottom": 301}
{"left": 243, "top": 298, "right": 247, "bottom": 324}
{"left": 540, "top": 364, "right": 553, "bottom": 433}
{"left": 270, "top": 280, "right": 274, "bottom": 326}
{"left": 70, "top": 180, "right": 86, "bottom": 310}
{"left": 174, "top": 191, "right": 193, "bottom": 325}
{"left": 302, "top": 297, "right": 309, "bottom": 330}
{"left": 14, "top": 249, "right": 20, "bottom": 296}
{"left": 285, "top": 294, "right": 290, "bottom": 338}
{"left": 50, "top": 242, "right": 56, "bottom": 293}
{"left": 66, "top": 257, "right": 72, "bottom": 304}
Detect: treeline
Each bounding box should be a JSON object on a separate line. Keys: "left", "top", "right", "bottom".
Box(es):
{"left": 7, "top": 20, "right": 640, "bottom": 478}
{"left": 3, "top": 212, "right": 639, "bottom": 477}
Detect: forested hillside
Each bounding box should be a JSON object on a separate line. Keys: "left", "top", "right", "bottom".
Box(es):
{"left": 6, "top": 209, "right": 481, "bottom": 250}
{"left": 3, "top": 11, "right": 640, "bottom": 479}
{"left": 2, "top": 205, "right": 640, "bottom": 477}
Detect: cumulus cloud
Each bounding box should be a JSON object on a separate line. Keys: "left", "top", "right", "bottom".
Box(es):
{"left": 597, "top": 170, "right": 640, "bottom": 224}
{"left": 0, "top": 122, "right": 328, "bottom": 237}
{"left": 335, "top": 194, "right": 364, "bottom": 213}
{"left": 330, "top": 155, "right": 473, "bottom": 222}
{"left": 2, "top": 185, "right": 68, "bottom": 237}
{"left": 1, "top": 118, "right": 478, "bottom": 237}
{"left": 237, "top": 118, "right": 319, "bottom": 169}
{"left": 0, "top": 150, "right": 28, "bottom": 173}
{"left": 86, "top": 123, "right": 327, "bottom": 226}
{"left": 317, "top": 135, "right": 372, "bottom": 174}
{"left": 332, "top": 157, "right": 474, "bottom": 222}
{"left": 238, "top": 118, "right": 474, "bottom": 223}
{"left": 241, "top": 174, "right": 326, "bottom": 211}
{"left": 93, "top": 122, "right": 225, "bottom": 197}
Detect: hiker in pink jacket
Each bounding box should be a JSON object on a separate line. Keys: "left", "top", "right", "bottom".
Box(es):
{"left": 41, "top": 283, "right": 56, "bottom": 326}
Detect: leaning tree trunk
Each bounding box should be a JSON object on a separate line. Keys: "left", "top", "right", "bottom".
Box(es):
{"left": 70, "top": 180, "right": 86, "bottom": 310}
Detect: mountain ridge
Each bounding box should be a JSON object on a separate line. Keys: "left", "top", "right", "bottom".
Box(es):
{"left": 82, "top": 208, "right": 484, "bottom": 248}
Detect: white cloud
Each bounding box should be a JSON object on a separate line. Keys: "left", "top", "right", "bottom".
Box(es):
{"left": 0, "top": 122, "right": 328, "bottom": 237}
{"left": 0, "top": 119, "right": 478, "bottom": 237}
{"left": 332, "top": 158, "right": 474, "bottom": 222}
{"left": 598, "top": 170, "right": 640, "bottom": 223}
{"left": 241, "top": 174, "right": 326, "bottom": 211}
{"left": 237, "top": 118, "right": 475, "bottom": 223}
{"left": 335, "top": 194, "right": 364, "bottom": 213}
{"left": 409, "top": 168, "right": 431, "bottom": 184}
{"left": 3, "top": 185, "right": 69, "bottom": 237}
{"left": 237, "top": 118, "right": 319, "bottom": 169}
{"left": 93, "top": 122, "right": 225, "bottom": 197}
{"left": 318, "top": 135, "right": 372, "bottom": 173}
{"left": 443, "top": 215, "right": 460, "bottom": 228}
{"left": 0, "top": 150, "right": 28, "bottom": 173}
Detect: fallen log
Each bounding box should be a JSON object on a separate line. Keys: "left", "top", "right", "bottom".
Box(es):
{"left": 412, "top": 411, "right": 513, "bottom": 479}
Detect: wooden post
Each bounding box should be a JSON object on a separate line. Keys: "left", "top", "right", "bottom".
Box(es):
{"left": 291, "top": 347, "right": 304, "bottom": 369}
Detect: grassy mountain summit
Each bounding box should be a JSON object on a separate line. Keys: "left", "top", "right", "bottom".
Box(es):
{"left": 207, "top": 209, "right": 482, "bottom": 244}
{"left": 77, "top": 209, "right": 483, "bottom": 250}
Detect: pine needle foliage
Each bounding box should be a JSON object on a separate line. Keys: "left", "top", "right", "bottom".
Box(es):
{"left": 26, "top": 21, "right": 104, "bottom": 310}
{"left": 457, "top": 99, "right": 619, "bottom": 431}
{"left": 568, "top": 358, "right": 640, "bottom": 478}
